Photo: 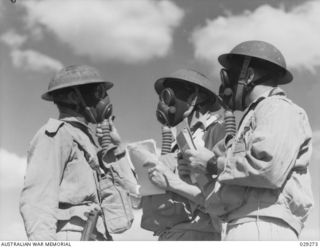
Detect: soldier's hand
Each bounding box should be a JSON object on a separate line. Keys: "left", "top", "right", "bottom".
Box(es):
{"left": 108, "top": 117, "right": 121, "bottom": 145}
{"left": 183, "top": 147, "right": 214, "bottom": 174}
{"left": 146, "top": 161, "right": 177, "bottom": 190}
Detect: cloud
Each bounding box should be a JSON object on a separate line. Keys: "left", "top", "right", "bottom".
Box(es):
{"left": 1, "top": 29, "right": 63, "bottom": 72}
{"left": 0, "top": 149, "right": 26, "bottom": 190}
{"left": 191, "top": 0, "right": 320, "bottom": 75}
{"left": 21, "top": 0, "right": 184, "bottom": 63}
{"left": 10, "top": 49, "right": 63, "bottom": 72}
{"left": 0, "top": 149, "right": 27, "bottom": 240}
{"left": 1, "top": 30, "right": 27, "bottom": 48}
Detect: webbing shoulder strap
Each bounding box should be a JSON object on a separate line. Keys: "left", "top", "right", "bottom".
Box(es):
{"left": 62, "top": 120, "right": 113, "bottom": 241}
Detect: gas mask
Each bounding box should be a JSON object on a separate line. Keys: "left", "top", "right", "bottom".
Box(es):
{"left": 219, "top": 56, "right": 252, "bottom": 111}
{"left": 74, "top": 83, "right": 113, "bottom": 124}
{"left": 156, "top": 87, "right": 197, "bottom": 127}
{"left": 219, "top": 56, "right": 277, "bottom": 111}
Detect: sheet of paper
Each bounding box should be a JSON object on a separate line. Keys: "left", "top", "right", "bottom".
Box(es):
{"left": 127, "top": 139, "right": 165, "bottom": 196}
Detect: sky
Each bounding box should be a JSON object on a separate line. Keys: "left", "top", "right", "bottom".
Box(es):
{"left": 0, "top": 0, "right": 319, "bottom": 241}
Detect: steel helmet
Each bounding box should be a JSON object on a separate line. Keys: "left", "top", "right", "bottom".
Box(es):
{"left": 218, "top": 40, "right": 293, "bottom": 84}
{"left": 154, "top": 68, "right": 219, "bottom": 101}
{"left": 42, "top": 65, "right": 114, "bottom": 101}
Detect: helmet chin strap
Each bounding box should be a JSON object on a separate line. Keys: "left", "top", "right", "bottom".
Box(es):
{"left": 235, "top": 57, "right": 278, "bottom": 111}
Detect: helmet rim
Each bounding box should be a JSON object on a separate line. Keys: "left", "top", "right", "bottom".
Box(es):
{"left": 218, "top": 40, "right": 293, "bottom": 84}
{"left": 42, "top": 65, "right": 114, "bottom": 101}
{"left": 154, "top": 69, "right": 219, "bottom": 101}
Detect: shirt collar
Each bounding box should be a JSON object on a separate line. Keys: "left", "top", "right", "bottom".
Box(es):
{"left": 189, "top": 111, "right": 221, "bottom": 131}
{"left": 60, "top": 116, "right": 98, "bottom": 146}
{"left": 60, "top": 116, "right": 89, "bottom": 128}
{"left": 245, "top": 87, "right": 285, "bottom": 112}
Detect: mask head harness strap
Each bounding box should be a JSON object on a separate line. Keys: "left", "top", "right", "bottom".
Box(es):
{"left": 72, "top": 85, "right": 113, "bottom": 124}
{"left": 235, "top": 56, "right": 251, "bottom": 111}
{"left": 73, "top": 87, "right": 98, "bottom": 123}
{"left": 234, "top": 56, "right": 277, "bottom": 111}
{"left": 184, "top": 86, "right": 199, "bottom": 118}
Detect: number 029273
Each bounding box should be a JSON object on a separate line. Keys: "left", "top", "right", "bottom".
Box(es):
{"left": 300, "top": 242, "right": 319, "bottom": 247}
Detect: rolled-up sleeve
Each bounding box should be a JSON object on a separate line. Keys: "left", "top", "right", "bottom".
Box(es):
{"left": 20, "top": 125, "right": 72, "bottom": 240}
{"left": 218, "top": 98, "right": 309, "bottom": 189}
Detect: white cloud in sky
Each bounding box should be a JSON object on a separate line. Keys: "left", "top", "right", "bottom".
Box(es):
{"left": 10, "top": 49, "right": 63, "bottom": 72}
{"left": 21, "top": 0, "right": 184, "bottom": 63}
{"left": 1, "top": 30, "right": 27, "bottom": 48}
{"left": 191, "top": 0, "right": 320, "bottom": 75}
{"left": 0, "top": 149, "right": 27, "bottom": 240}
{"left": 0, "top": 149, "right": 26, "bottom": 191}
{"left": 1, "top": 29, "right": 63, "bottom": 72}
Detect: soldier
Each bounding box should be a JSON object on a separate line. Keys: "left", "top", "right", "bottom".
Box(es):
{"left": 184, "top": 40, "right": 314, "bottom": 240}
{"left": 141, "top": 69, "right": 225, "bottom": 240}
{"left": 20, "top": 65, "right": 133, "bottom": 241}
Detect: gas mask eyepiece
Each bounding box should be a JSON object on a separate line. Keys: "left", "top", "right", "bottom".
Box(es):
{"left": 161, "top": 88, "right": 175, "bottom": 106}
{"left": 94, "top": 98, "right": 113, "bottom": 123}
{"left": 156, "top": 88, "right": 177, "bottom": 126}
{"left": 219, "top": 68, "right": 235, "bottom": 109}
{"left": 156, "top": 87, "right": 194, "bottom": 127}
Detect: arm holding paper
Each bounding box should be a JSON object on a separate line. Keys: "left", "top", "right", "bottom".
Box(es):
{"left": 127, "top": 138, "right": 205, "bottom": 205}
{"left": 146, "top": 125, "right": 206, "bottom": 205}
{"left": 127, "top": 140, "right": 166, "bottom": 196}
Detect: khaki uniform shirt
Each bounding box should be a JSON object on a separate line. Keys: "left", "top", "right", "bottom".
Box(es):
{"left": 20, "top": 117, "right": 107, "bottom": 240}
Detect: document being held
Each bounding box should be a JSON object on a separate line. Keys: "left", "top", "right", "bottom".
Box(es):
{"left": 127, "top": 139, "right": 165, "bottom": 196}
